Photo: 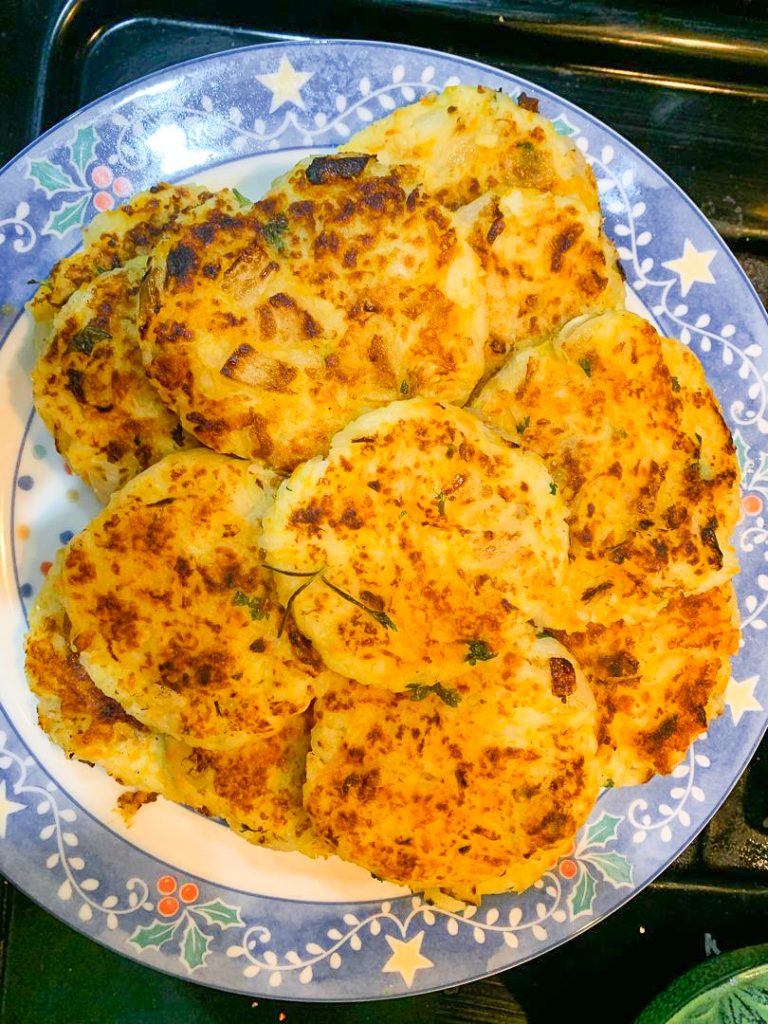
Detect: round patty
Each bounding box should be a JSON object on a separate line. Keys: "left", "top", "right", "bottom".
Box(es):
{"left": 473, "top": 310, "right": 740, "bottom": 627}
{"left": 261, "top": 398, "right": 569, "bottom": 689}
{"left": 305, "top": 630, "right": 599, "bottom": 902}
{"left": 138, "top": 158, "right": 486, "bottom": 470}
{"left": 59, "top": 449, "right": 338, "bottom": 750}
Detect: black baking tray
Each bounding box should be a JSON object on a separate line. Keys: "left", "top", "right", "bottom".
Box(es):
{"left": 1, "top": 2, "right": 768, "bottom": 1021}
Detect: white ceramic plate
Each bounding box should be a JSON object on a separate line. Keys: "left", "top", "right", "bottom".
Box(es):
{"left": 1, "top": 40, "right": 767, "bottom": 1000}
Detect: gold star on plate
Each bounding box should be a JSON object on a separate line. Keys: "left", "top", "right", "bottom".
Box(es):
{"left": 255, "top": 56, "right": 313, "bottom": 114}
{"left": 381, "top": 931, "right": 434, "bottom": 987}
{"left": 662, "top": 239, "right": 717, "bottom": 297}
{"left": 725, "top": 674, "right": 763, "bottom": 727}
{"left": 0, "top": 780, "right": 25, "bottom": 839}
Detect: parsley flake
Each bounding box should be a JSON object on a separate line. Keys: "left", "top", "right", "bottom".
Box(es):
{"left": 262, "top": 212, "right": 289, "bottom": 251}
{"left": 233, "top": 589, "right": 267, "bottom": 621}
{"left": 671, "top": 376, "right": 681, "bottom": 392}
{"left": 406, "top": 682, "right": 462, "bottom": 707}
{"left": 516, "top": 416, "right": 530, "bottom": 435}
{"left": 68, "top": 324, "right": 112, "bottom": 356}
{"left": 464, "top": 639, "right": 498, "bottom": 666}
{"left": 435, "top": 491, "right": 447, "bottom": 516}
{"left": 578, "top": 357, "right": 593, "bottom": 377}
{"left": 549, "top": 482, "right": 558, "bottom": 495}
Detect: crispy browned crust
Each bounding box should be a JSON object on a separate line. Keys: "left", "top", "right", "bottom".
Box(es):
{"left": 32, "top": 261, "right": 197, "bottom": 501}
{"left": 558, "top": 582, "right": 739, "bottom": 785}
{"left": 305, "top": 640, "right": 599, "bottom": 901}
{"left": 474, "top": 311, "right": 741, "bottom": 627}
{"left": 59, "top": 450, "right": 339, "bottom": 749}
{"left": 138, "top": 159, "right": 486, "bottom": 469}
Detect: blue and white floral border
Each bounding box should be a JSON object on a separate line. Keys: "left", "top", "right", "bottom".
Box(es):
{"left": 2, "top": 40, "right": 768, "bottom": 1000}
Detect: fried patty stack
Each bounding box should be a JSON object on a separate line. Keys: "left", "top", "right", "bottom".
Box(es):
{"left": 25, "top": 84, "right": 740, "bottom": 901}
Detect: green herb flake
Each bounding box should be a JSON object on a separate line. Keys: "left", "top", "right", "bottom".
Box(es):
{"left": 435, "top": 491, "right": 447, "bottom": 516}
{"left": 398, "top": 510, "right": 408, "bottom": 520}
{"left": 232, "top": 187, "right": 251, "bottom": 207}
{"left": 604, "top": 779, "right": 615, "bottom": 789}
{"left": 232, "top": 589, "right": 267, "bottom": 621}
{"left": 578, "top": 357, "right": 593, "bottom": 378}
{"left": 262, "top": 212, "right": 289, "bottom": 251}
{"left": 400, "top": 380, "right": 410, "bottom": 395}
{"left": 671, "top": 376, "right": 681, "bottom": 393}
{"left": 516, "top": 416, "right": 530, "bottom": 436}
{"left": 549, "top": 482, "right": 558, "bottom": 495}
{"left": 406, "top": 682, "right": 461, "bottom": 707}
{"left": 536, "top": 629, "right": 554, "bottom": 640}
{"left": 464, "top": 638, "right": 498, "bottom": 666}
{"left": 68, "top": 324, "right": 112, "bottom": 356}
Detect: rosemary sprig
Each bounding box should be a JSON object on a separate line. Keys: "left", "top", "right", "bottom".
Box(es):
{"left": 320, "top": 576, "right": 398, "bottom": 631}
{"left": 262, "top": 564, "right": 398, "bottom": 634}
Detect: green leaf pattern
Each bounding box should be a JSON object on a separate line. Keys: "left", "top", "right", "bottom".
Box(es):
{"left": 43, "top": 195, "right": 91, "bottom": 238}
{"left": 27, "top": 160, "right": 77, "bottom": 198}
{"left": 567, "top": 865, "right": 597, "bottom": 920}
{"left": 129, "top": 918, "right": 181, "bottom": 950}
{"left": 582, "top": 850, "right": 634, "bottom": 888}
{"left": 181, "top": 918, "right": 211, "bottom": 973}
{"left": 583, "top": 812, "right": 623, "bottom": 850}
{"left": 194, "top": 898, "right": 244, "bottom": 930}
{"left": 71, "top": 125, "right": 97, "bottom": 177}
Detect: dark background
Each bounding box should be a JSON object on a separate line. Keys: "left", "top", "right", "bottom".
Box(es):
{"left": 1, "top": 1, "right": 768, "bottom": 1020}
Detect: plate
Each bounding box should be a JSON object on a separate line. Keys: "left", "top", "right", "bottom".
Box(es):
{"left": 1, "top": 39, "right": 767, "bottom": 1001}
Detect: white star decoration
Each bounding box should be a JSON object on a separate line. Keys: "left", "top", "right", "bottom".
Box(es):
{"left": 0, "top": 779, "right": 25, "bottom": 839}
{"left": 381, "top": 932, "right": 434, "bottom": 987}
{"left": 726, "top": 675, "right": 763, "bottom": 726}
{"left": 255, "top": 57, "right": 313, "bottom": 114}
{"left": 662, "top": 239, "right": 717, "bottom": 298}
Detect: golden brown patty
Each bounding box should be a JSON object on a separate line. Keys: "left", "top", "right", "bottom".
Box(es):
{"left": 261, "top": 398, "right": 569, "bottom": 689}
{"left": 305, "top": 631, "right": 599, "bottom": 902}
{"left": 59, "top": 449, "right": 338, "bottom": 750}
{"left": 24, "top": 555, "right": 169, "bottom": 793}
{"left": 165, "top": 713, "right": 329, "bottom": 857}
{"left": 28, "top": 183, "right": 218, "bottom": 328}
{"left": 473, "top": 311, "right": 740, "bottom": 626}
{"left": 138, "top": 158, "right": 486, "bottom": 469}
{"left": 558, "top": 582, "right": 739, "bottom": 786}
{"left": 456, "top": 188, "right": 624, "bottom": 372}
{"left": 343, "top": 84, "right": 597, "bottom": 210}
{"left": 31, "top": 260, "right": 198, "bottom": 502}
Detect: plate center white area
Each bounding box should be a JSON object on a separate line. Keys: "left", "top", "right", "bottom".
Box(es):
{"left": 4, "top": 147, "right": 655, "bottom": 902}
